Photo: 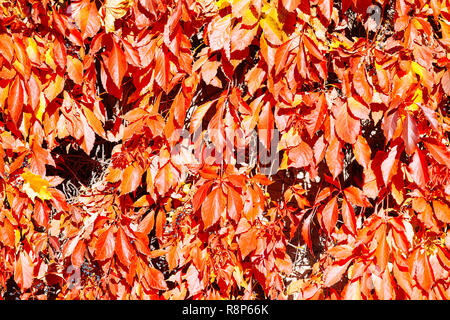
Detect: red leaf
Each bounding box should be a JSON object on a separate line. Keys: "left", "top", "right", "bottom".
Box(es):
{"left": 0, "top": 219, "right": 14, "bottom": 248}
{"left": 201, "top": 187, "right": 226, "bottom": 229}
{"left": 323, "top": 260, "right": 352, "bottom": 287}
{"left": 7, "top": 75, "right": 24, "bottom": 126}
{"left": 193, "top": 181, "right": 213, "bottom": 212}
{"left": 14, "top": 251, "right": 34, "bottom": 290}
{"left": 282, "top": 0, "right": 301, "bottom": 12}
{"left": 274, "top": 40, "right": 291, "bottom": 76}
{"left": 341, "top": 197, "right": 357, "bottom": 234}
{"left": 326, "top": 137, "right": 343, "bottom": 179}
{"left": 423, "top": 140, "right": 450, "bottom": 168}
{"left": 79, "top": 0, "right": 101, "bottom": 39}
{"left": 343, "top": 186, "right": 370, "bottom": 207}
{"left": 186, "top": 264, "right": 203, "bottom": 296}
{"left": 375, "top": 226, "right": 389, "bottom": 271}
{"left": 208, "top": 15, "right": 231, "bottom": 52}
{"left": 71, "top": 239, "right": 86, "bottom": 268}
{"left": 302, "top": 215, "right": 313, "bottom": 253}
{"left": 167, "top": 0, "right": 182, "bottom": 36}
{"left": 317, "top": 0, "right": 333, "bottom": 25}
{"left": 402, "top": 113, "right": 418, "bottom": 155}
{"left": 305, "top": 93, "right": 327, "bottom": 138}
{"left": 227, "top": 186, "right": 243, "bottom": 223}
{"left": 335, "top": 104, "right": 360, "bottom": 144}
{"left": 327, "top": 244, "right": 355, "bottom": 260}
{"left": 107, "top": 40, "right": 127, "bottom": 89}
{"left": 289, "top": 141, "right": 314, "bottom": 168}
{"left": 154, "top": 162, "right": 180, "bottom": 196}
{"left": 67, "top": 56, "right": 83, "bottom": 85}
{"left": 137, "top": 210, "right": 155, "bottom": 234}
{"left": 238, "top": 228, "right": 258, "bottom": 259}
{"left": 34, "top": 200, "right": 49, "bottom": 228}
{"left": 115, "top": 227, "right": 135, "bottom": 268}
{"left": 381, "top": 110, "right": 399, "bottom": 142}
{"left": 201, "top": 60, "right": 221, "bottom": 85}
{"left": 145, "top": 266, "right": 168, "bottom": 291}
{"left": 381, "top": 145, "right": 398, "bottom": 185}
{"left": 414, "top": 250, "right": 433, "bottom": 291}
{"left": 408, "top": 149, "right": 429, "bottom": 188}
{"left": 258, "top": 101, "right": 275, "bottom": 151}
{"left": 347, "top": 97, "right": 370, "bottom": 120}
{"left": 96, "top": 225, "right": 116, "bottom": 261}
{"left": 302, "top": 35, "right": 323, "bottom": 60}
{"left": 353, "top": 66, "right": 372, "bottom": 105}
{"left": 353, "top": 136, "right": 371, "bottom": 169}
{"left": 120, "top": 163, "right": 143, "bottom": 195}
{"left": 190, "top": 100, "right": 215, "bottom": 133}
{"left": 322, "top": 196, "right": 339, "bottom": 235}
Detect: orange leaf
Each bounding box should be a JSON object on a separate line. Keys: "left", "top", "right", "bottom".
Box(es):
{"left": 353, "top": 135, "right": 371, "bottom": 169}
{"left": 432, "top": 200, "right": 450, "bottom": 224}
{"left": 323, "top": 260, "right": 352, "bottom": 287}
{"left": 155, "top": 162, "right": 180, "bottom": 196}
{"left": 95, "top": 225, "right": 115, "bottom": 261}
{"left": 375, "top": 225, "right": 389, "bottom": 271}
{"left": 34, "top": 200, "right": 50, "bottom": 228}
{"left": 67, "top": 55, "right": 83, "bottom": 85}
{"left": 137, "top": 210, "right": 155, "bottom": 234}
{"left": 201, "top": 187, "right": 226, "bottom": 229}
{"left": 341, "top": 197, "right": 356, "bottom": 234}
{"left": 14, "top": 251, "right": 34, "bottom": 290}
{"left": 115, "top": 227, "right": 135, "bottom": 268}
{"left": 322, "top": 196, "right": 339, "bottom": 235}
{"left": 408, "top": 149, "right": 429, "bottom": 189}
{"left": 120, "top": 163, "right": 143, "bottom": 195}
{"left": 325, "top": 137, "right": 343, "bottom": 179}
{"left": 343, "top": 186, "right": 370, "bottom": 207}
{"left": 227, "top": 186, "right": 243, "bottom": 223}
{"left": 288, "top": 141, "right": 314, "bottom": 168}
{"left": 145, "top": 266, "right": 168, "bottom": 291}
{"left": 82, "top": 105, "right": 105, "bottom": 139}
{"left": 238, "top": 228, "right": 258, "bottom": 259}
{"left": 107, "top": 40, "right": 127, "bottom": 89}
{"left": 71, "top": 239, "right": 86, "bottom": 268}
{"left": 335, "top": 104, "right": 360, "bottom": 144}
{"left": 402, "top": 113, "right": 418, "bottom": 155}
{"left": 7, "top": 75, "right": 24, "bottom": 126}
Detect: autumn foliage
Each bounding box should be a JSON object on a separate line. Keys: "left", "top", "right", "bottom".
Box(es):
{"left": 0, "top": 0, "right": 450, "bottom": 300}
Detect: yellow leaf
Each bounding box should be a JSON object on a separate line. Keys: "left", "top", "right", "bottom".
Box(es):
{"left": 411, "top": 61, "right": 424, "bottom": 79}
{"left": 216, "top": 0, "right": 231, "bottom": 10}
{"left": 287, "top": 279, "right": 306, "bottom": 295}
{"left": 36, "top": 92, "right": 46, "bottom": 122}
{"left": 104, "top": 0, "right": 131, "bottom": 33}
{"left": 45, "top": 43, "right": 57, "bottom": 71}
{"left": 260, "top": 5, "right": 284, "bottom": 45}
{"left": 26, "top": 37, "right": 40, "bottom": 64}
{"left": 279, "top": 152, "right": 289, "bottom": 170}
{"left": 241, "top": 7, "right": 258, "bottom": 25}
{"left": 21, "top": 170, "right": 52, "bottom": 202}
